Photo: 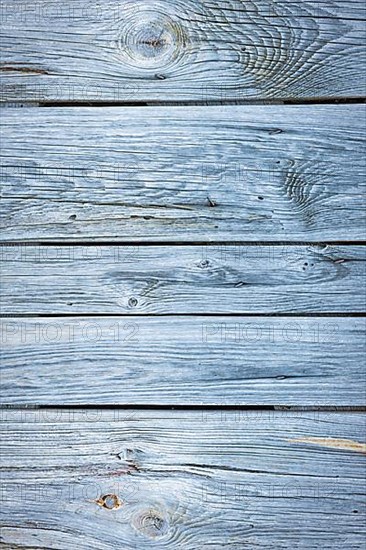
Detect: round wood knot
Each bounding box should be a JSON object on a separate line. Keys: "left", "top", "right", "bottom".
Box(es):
{"left": 198, "top": 259, "right": 210, "bottom": 269}
{"left": 128, "top": 297, "right": 138, "bottom": 308}
{"left": 132, "top": 508, "right": 169, "bottom": 538}
{"left": 95, "top": 494, "right": 122, "bottom": 510}
{"left": 117, "top": 4, "right": 188, "bottom": 72}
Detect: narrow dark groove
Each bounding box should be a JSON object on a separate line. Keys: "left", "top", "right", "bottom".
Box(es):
{"left": 1, "top": 241, "right": 365, "bottom": 247}
{"left": 39, "top": 100, "right": 285, "bottom": 107}
{"left": 1, "top": 313, "right": 365, "bottom": 319}
{"left": 1, "top": 404, "right": 365, "bottom": 411}
{"left": 5, "top": 97, "right": 363, "bottom": 108}
{"left": 284, "top": 97, "right": 365, "bottom": 105}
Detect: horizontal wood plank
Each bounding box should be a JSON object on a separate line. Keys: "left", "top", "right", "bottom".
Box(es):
{"left": 1, "top": 245, "right": 365, "bottom": 314}
{"left": 1, "top": 410, "right": 365, "bottom": 548}
{"left": 1, "top": 0, "right": 365, "bottom": 102}
{"left": 1, "top": 105, "right": 365, "bottom": 242}
{"left": 1, "top": 317, "right": 365, "bottom": 405}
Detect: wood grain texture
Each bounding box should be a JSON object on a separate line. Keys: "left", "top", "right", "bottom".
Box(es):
{"left": 0, "top": 0, "right": 365, "bottom": 102}
{"left": 1, "top": 244, "right": 365, "bottom": 314}
{"left": 1, "top": 317, "right": 365, "bottom": 405}
{"left": 1, "top": 409, "right": 365, "bottom": 549}
{"left": 1, "top": 105, "right": 365, "bottom": 242}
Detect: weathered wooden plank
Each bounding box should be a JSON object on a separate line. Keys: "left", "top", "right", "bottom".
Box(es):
{"left": 1, "top": 245, "right": 365, "bottom": 314}
{"left": 1, "top": 0, "right": 365, "bottom": 102}
{"left": 1, "top": 409, "right": 365, "bottom": 548}
{"left": 1, "top": 317, "right": 364, "bottom": 405}
{"left": 1, "top": 105, "right": 365, "bottom": 242}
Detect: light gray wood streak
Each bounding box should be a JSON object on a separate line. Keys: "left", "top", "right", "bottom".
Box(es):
{"left": 0, "top": 0, "right": 365, "bottom": 102}
{"left": 1, "top": 245, "right": 365, "bottom": 314}
{"left": 1, "top": 105, "right": 365, "bottom": 242}
{"left": 1, "top": 317, "right": 365, "bottom": 405}
{"left": 1, "top": 410, "right": 365, "bottom": 549}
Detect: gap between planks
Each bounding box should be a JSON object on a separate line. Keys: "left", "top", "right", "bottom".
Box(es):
{"left": 1, "top": 405, "right": 365, "bottom": 411}
{"left": 1, "top": 241, "right": 366, "bottom": 246}
{"left": 2, "top": 98, "right": 365, "bottom": 108}
{"left": 1, "top": 313, "right": 366, "bottom": 318}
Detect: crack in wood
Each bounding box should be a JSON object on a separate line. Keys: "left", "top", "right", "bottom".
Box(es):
{"left": 289, "top": 437, "right": 366, "bottom": 453}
